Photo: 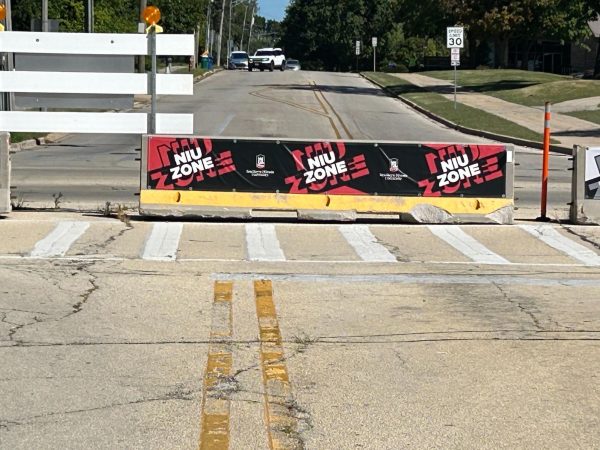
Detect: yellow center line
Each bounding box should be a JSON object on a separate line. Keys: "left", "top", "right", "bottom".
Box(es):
{"left": 254, "top": 280, "right": 303, "bottom": 450}
{"left": 249, "top": 87, "right": 328, "bottom": 116}
{"left": 311, "top": 81, "right": 355, "bottom": 140}
{"left": 199, "top": 281, "right": 234, "bottom": 450}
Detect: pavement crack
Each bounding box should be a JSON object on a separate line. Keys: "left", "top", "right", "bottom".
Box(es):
{"left": 492, "top": 282, "right": 543, "bottom": 330}
{"left": 2, "top": 388, "right": 198, "bottom": 427}
{"left": 561, "top": 225, "right": 600, "bottom": 251}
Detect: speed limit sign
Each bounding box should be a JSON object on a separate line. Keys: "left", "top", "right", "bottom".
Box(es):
{"left": 447, "top": 27, "right": 464, "bottom": 48}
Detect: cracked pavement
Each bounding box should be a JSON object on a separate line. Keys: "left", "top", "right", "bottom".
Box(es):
{"left": 1, "top": 228, "right": 600, "bottom": 449}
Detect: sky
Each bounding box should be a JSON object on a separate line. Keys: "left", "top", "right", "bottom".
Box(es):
{"left": 258, "top": 0, "right": 290, "bottom": 21}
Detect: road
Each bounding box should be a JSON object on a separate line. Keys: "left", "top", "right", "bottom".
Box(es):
{"left": 2, "top": 70, "right": 598, "bottom": 449}
{"left": 10, "top": 70, "right": 572, "bottom": 219}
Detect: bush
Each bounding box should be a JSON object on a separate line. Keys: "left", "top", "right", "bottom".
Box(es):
{"left": 382, "top": 61, "right": 409, "bottom": 73}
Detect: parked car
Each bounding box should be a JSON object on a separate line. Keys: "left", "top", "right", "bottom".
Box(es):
{"left": 285, "top": 59, "right": 301, "bottom": 71}
{"left": 228, "top": 51, "right": 249, "bottom": 70}
{"left": 248, "top": 48, "right": 286, "bottom": 72}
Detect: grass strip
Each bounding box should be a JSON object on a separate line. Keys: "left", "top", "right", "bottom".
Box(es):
{"left": 10, "top": 132, "right": 46, "bottom": 144}
{"left": 423, "top": 69, "right": 600, "bottom": 107}
{"left": 564, "top": 110, "right": 600, "bottom": 126}
{"left": 364, "top": 72, "right": 546, "bottom": 143}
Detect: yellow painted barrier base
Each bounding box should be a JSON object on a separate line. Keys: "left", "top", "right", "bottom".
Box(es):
{"left": 140, "top": 189, "right": 512, "bottom": 220}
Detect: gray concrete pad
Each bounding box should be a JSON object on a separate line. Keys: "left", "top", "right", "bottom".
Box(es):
{"left": 466, "top": 225, "right": 577, "bottom": 265}
{"left": 177, "top": 223, "right": 246, "bottom": 261}
{"left": 276, "top": 225, "right": 360, "bottom": 261}
{"left": 0, "top": 221, "right": 56, "bottom": 255}
{"left": 370, "top": 225, "right": 472, "bottom": 263}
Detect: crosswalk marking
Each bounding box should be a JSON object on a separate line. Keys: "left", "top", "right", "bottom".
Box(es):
{"left": 141, "top": 222, "right": 183, "bottom": 261}
{"left": 245, "top": 223, "right": 285, "bottom": 261}
{"left": 520, "top": 225, "right": 600, "bottom": 266}
{"left": 30, "top": 221, "right": 90, "bottom": 257}
{"left": 427, "top": 225, "right": 510, "bottom": 264}
{"left": 339, "top": 225, "right": 397, "bottom": 262}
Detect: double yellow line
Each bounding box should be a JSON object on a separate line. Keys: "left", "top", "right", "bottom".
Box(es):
{"left": 199, "top": 280, "right": 302, "bottom": 450}
{"left": 249, "top": 81, "right": 354, "bottom": 140}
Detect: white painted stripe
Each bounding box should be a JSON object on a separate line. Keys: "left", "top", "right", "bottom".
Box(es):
{"left": 0, "top": 31, "right": 194, "bottom": 56}
{"left": 245, "top": 223, "right": 285, "bottom": 261}
{"left": 339, "top": 225, "right": 396, "bottom": 262}
{"left": 428, "top": 225, "right": 510, "bottom": 264}
{"left": 215, "top": 114, "right": 235, "bottom": 136}
{"left": 520, "top": 225, "right": 600, "bottom": 266}
{"left": 141, "top": 223, "right": 183, "bottom": 261}
{"left": 215, "top": 272, "right": 600, "bottom": 287}
{"left": 0, "top": 72, "right": 192, "bottom": 96}
{"left": 30, "top": 221, "right": 89, "bottom": 257}
{"left": 0, "top": 112, "right": 193, "bottom": 134}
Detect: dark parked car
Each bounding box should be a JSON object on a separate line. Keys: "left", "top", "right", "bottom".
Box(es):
{"left": 228, "top": 51, "right": 249, "bottom": 70}
{"left": 285, "top": 59, "right": 301, "bottom": 71}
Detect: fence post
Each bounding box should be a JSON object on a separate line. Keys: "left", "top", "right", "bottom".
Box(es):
{"left": 0, "top": 132, "right": 11, "bottom": 213}
{"left": 570, "top": 145, "right": 586, "bottom": 224}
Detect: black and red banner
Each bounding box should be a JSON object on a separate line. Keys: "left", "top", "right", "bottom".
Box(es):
{"left": 146, "top": 136, "right": 508, "bottom": 197}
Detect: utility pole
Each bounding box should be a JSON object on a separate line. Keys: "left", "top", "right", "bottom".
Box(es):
{"left": 216, "top": 0, "right": 225, "bottom": 66}
{"left": 227, "top": 0, "right": 232, "bottom": 66}
{"left": 247, "top": 5, "right": 254, "bottom": 54}
{"left": 206, "top": 0, "right": 212, "bottom": 55}
{"left": 240, "top": 1, "right": 248, "bottom": 51}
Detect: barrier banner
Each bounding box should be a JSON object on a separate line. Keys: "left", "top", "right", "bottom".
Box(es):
{"left": 146, "top": 137, "right": 508, "bottom": 198}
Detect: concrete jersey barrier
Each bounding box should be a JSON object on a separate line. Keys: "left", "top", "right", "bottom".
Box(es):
{"left": 139, "top": 135, "right": 515, "bottom": 224}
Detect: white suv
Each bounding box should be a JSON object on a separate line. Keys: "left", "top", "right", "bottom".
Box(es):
{"left": 248, "top": 48, "right": 286, "bottom": 72}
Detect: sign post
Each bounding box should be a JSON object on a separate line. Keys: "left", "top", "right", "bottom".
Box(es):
{"left": 447, "top": 26, "right": 464, "bottom": 110}
{"left": 355, "top": 40, "right": 360, "bottom": 72}
{"left": 143, "top": 5, "right": 163, "bottom": 134}
{"left": 372, "top": 37, "right": 377, "bottom": 72}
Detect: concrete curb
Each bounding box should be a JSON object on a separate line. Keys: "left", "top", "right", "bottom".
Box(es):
{"left": 361, "top": 73, "right": 573, "bottom": 156}
{"left": 193, "top": 67, "right": 224, "bottom": 83}
{"left": 9, "top": 133, "right": 68, "bottom": 153}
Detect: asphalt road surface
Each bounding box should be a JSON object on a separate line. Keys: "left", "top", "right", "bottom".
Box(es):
{"left": 2, "top": 70, "right": 597, "bottom": 449}
{"left": 10, "top": 70, "right": 572, "bottom": 219}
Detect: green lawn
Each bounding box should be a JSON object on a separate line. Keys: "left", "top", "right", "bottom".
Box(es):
{"left": 10, "top": 132, "right": 45, "bottom": 144}
{"left": 364, "top": 72, "right": 547, "bottom": 143}
{"left": 424, "top": 69, "right": 600, "bottom": 107}
{"left": 565, "top": 109, "right": 600, "bottom": 125}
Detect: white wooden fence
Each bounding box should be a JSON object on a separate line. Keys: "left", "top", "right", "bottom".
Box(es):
{"left": 0, "top": 31, "right": 195, "bottom": 134}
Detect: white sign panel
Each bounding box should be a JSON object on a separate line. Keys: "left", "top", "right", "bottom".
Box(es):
{"left": 451, "top": 53, "right": 460, "bottom": 62}
{"left": 372, "top": 37, "right": 377, "bottom": 47}
{"left": 585, "top": 147, "right": 600, "bottom": 199}
{"left": 451, "top": 61, "right": 460, "bottom": 67}
{"left": 355, "top": 40, "right": 360, "bottom": 55}
{"left": 447, "top": 27, "right": 464, "bottom": 48}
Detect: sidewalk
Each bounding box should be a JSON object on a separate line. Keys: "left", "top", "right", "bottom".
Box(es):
{"left": 392, "top": 73, "right": 600, "bottom": 150}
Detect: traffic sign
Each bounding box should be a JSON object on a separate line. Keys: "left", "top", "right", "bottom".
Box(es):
{"left": 355, "top": 40, "right": 360, "bottom": 56}
{"left": 451, "top": 50, "right": 460, "bottom": 63}
{"left": 372, "top": 37, "right": 377, "bottom": 48}
{"left": 447, "top": 27, "right": 464, "bottom": 48}
{"left": 451, "top": 60, "right": 460, "bottom": 66}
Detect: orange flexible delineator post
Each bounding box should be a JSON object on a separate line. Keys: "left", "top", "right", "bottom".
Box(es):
{"left": 538, "top": 102, "right": 551, "bottom": 221}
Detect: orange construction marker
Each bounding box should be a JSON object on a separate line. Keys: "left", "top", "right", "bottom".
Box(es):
{"left": 539, "top": 102, "right": 551, "bottom": 221}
